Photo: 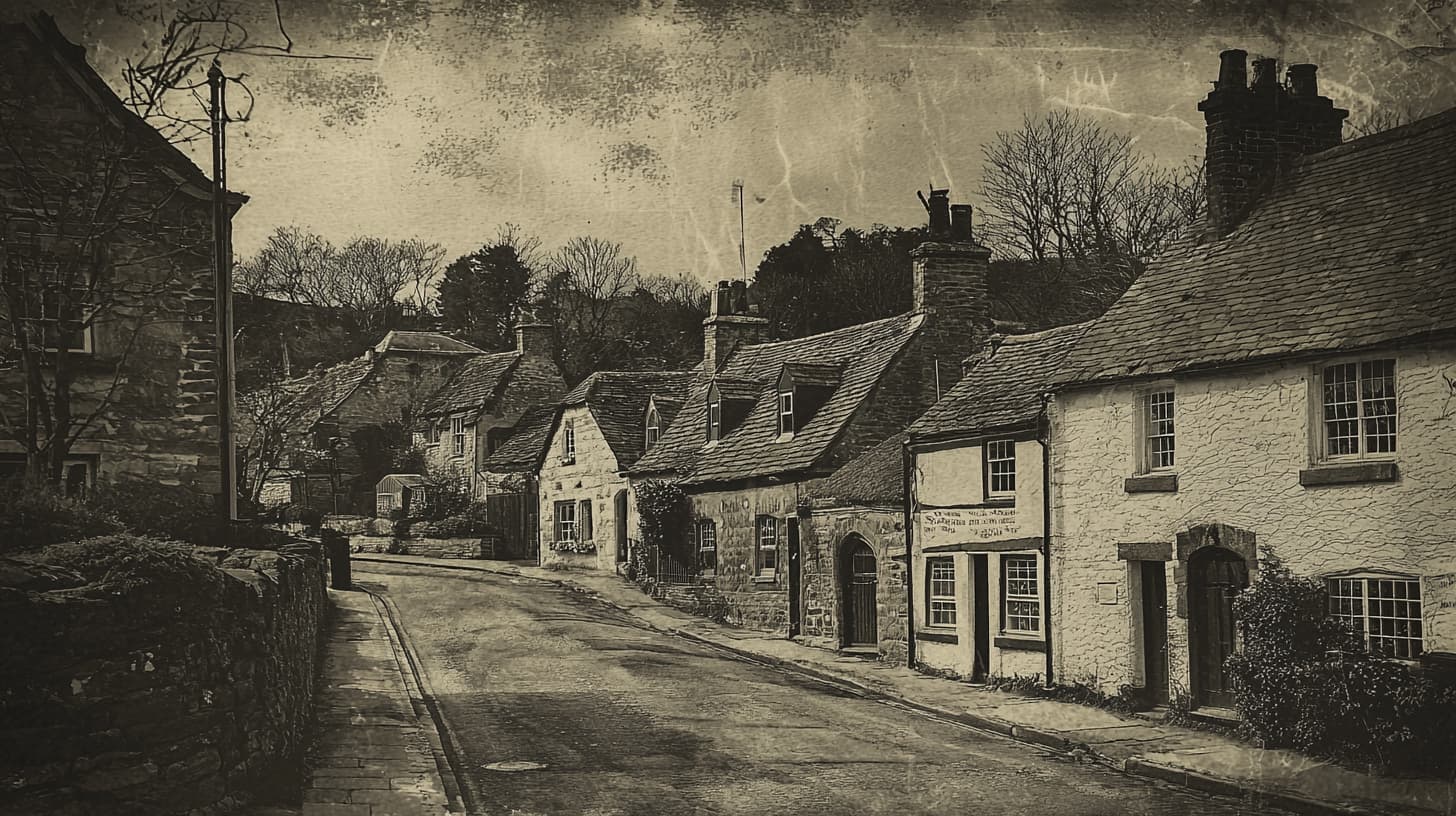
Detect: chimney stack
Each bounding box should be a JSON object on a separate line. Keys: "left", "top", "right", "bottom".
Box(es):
{"left": 912, "top": 187, "right": 991, "bottom": 371}
{"left": 704, "top": 280, "right": 767, "bottom": 372}
{"left": 515, "top": 310, "right": 553, "bottom": 359}
{"left": 1199, "top": 49, "right": 1347, "bottom": 239}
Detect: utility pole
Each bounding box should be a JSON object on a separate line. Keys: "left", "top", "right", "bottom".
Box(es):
{"left": 209, "top": 61, "right": 238, "bottom": 532}
{"left": 732, "top": 179, "right": 747, "bottom": 283}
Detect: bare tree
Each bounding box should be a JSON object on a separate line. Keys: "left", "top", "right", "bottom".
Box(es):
{"left": 235, "top": 371, "right": 309, "bottom": 503}
{"left": 1348, "top": 106, "right": 1426, "bottom": 139}
{"left": 979, "top": 110, "right": 1202, "bottom": 310}
{"left": 539, "top": 236, "right": 642, "bottom": 382}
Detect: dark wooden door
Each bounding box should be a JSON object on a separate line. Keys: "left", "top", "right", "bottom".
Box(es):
{"left": 614, "top": 490, "right": 629, "bottom": 564}
{"left": 787, "top": 519, "right": 801, "bottom": 637}
{"left": 1141, "top": 561, "right": 1169, "bottom": 705}
{"left": 1188, "top": 549, "right": 1247, "bottom": 709}
{"left": 972, "top": 555, "right": 990, "bottom": 681}
{"left": 843, "top": 539, "right": 878, "bottom": 647}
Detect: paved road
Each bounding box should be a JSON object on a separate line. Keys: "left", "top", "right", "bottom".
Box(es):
{"left": 357, "top": 562, "right": 1280, "bottom": 816}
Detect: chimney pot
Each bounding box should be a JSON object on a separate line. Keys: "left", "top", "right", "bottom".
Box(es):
{"left": 1287, "top": 63, "right": 1318, "bottom": 97}
{"left": 950, "top": 204, "right": 972, "bottom": 241}
{"left": 925, "top": 188, "right": 950, "bottom": 236}
{"left": 711, "top": 280, "right": 733, "bottom": 316}
{"left": 1217, "top": 49, "right": 1247, "bottom": 90}
{"left": 729, "top": 279, "right": 748, "bottom": 314}
{"left": 1251, "top": 57, "right": 1278, "bottom": 91}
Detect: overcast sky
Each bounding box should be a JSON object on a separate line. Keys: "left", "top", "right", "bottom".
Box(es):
{"left": 21, "top": 0, "right": 1456, "bottom": 284}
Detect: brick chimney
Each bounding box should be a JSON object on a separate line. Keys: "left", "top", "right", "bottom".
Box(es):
{"left": 911, "top": 191, "right": 990, "bottom": 341}
{"left": 703, "top": 279, "right": 768, "bottom": 372}
{"left": 515, "top": 311, "right": 553, "bottom": 359}
{"left": 1199, "top": 49, "right": 1348, "bottom": 238}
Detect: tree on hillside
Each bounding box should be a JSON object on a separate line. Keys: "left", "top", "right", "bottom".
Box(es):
{"left": 979, "top": 110, "right": 1202, "bottom": 311}
{"left": 436, "top": 231, "right": 537, "bottom": 351}
{"left": 538, "top": 235, "right": 642, "bottom": 383}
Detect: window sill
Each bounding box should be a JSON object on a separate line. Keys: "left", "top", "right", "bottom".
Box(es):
{"left": 918, "top": 629, "right": 958, "bottom": 644}
{"left": 752, "top": 574, "right": 779, "bottom": 586}
{"left": 994, "top": 635, "right": 1046, "bottom": 652}
{"left": 983, "top": 496, "right": 1015, "bottom": 506}
{"left": 1124, "top": 473, "right": 1178, "bottom": 493}
{"left": 1299, "top": 461, "right": 1398, "bottom": 487}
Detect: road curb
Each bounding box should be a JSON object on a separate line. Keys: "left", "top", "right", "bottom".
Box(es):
{"left": 350, "top": 555, "right": 1427, "bottom": 816}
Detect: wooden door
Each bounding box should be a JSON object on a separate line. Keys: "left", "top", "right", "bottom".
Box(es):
{"left": 1141, "top": 561, "right": 1169, "bottom": 705}
{"left": 1188, "top": 549, "right": 1247, "bottom": 709}
{"left": 843, "top": 539, "right": 878, "bottom": 647}
{"left": 972, "top": 555, "right": 990, "bottom": 680}
{"left": 614, "top": 490, "right": 629, "bottom": 564}
{"left": 787, "top": 519, "right": 802, "bottom": 637}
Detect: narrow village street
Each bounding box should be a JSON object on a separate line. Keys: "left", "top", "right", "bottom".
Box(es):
{"left": 355, "top": 561, "right": 1276, "bottom": 816}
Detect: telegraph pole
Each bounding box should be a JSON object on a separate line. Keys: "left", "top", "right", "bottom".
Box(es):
{"left": 209, "top": 61, "right": 238, "bottom": 532}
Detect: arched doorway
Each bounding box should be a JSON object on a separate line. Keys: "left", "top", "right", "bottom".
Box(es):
{"left": 841, "top": 537, "right": 878, "bottom": 648}
{"left": 1187, "top": 547, "right": 1249, "bottom": 709}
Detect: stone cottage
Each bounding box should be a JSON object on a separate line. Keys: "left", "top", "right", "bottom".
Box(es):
{"left": 630, "top": 196, "right": 992, "bottom": 636}
{"left": 474, "top": 404, "right": 561, "bottom": 559}
{"left": 1048, "top": 52, "right": 1456, "bottom": 711}
{"left": 413, "top": 318, "right": 566, "bottom": 498}
{"left": 273, "top": 330, "right": 483, "bottom": 513}
{"left": 538, "top": 370, "right": 696, "bottom": 572}
{"left": 904, "top": 323, "right": 1087, "bottom": 681}
{"left": 0, "top": 14, "right": 245, "bottom": 500}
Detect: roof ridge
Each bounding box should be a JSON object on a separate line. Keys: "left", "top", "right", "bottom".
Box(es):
{"left": 1294, "top": 104, "right": 1456, "bottom": 169}
{"left": 737, "top": 311, "right": 911, "bottom": 354}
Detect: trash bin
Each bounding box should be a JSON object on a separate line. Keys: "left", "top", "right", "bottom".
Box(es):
{"left": 323, "top": 530, "right": 352, "bottom": 589}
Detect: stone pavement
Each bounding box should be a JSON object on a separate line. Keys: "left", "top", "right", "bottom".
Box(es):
{"left": 301, "top": 588, "right": 458, "bottom": 816}
{"left": 353, "top": 554, "right": 1456, "bottom": 816}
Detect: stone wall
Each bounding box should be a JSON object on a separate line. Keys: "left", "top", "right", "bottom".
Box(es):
{"left": 687, "top": 482, "right": 801, "bottom": 633}
{"left": 1051, "top": 345, "right": 1456, "bottom": 696}
{"left": 0, "top": 541, "right": 328, "bottom": 814}
{"left": 539, "top": 406, "right": 631, "bottom": 572}
{"left": 800, "top": 506, "right": 908, "bottom": 663}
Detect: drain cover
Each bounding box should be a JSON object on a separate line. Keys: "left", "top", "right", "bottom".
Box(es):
{"left": 483, "top": 761, "right": 547, "bottom": 772}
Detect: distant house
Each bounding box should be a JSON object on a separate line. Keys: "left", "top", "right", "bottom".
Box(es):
{"left": 538, "top": 370, "right": 696, "bottom": 572}
{"left": 630, "top": 194, "right": 992, "bottom": 636}
{"left": 270, "top": 330, "right": 483, "bottom": 513}
{"left": 0, "top": 14, "right": 245, "bottom": 499}
{"left": 904, "top": 323, "right": 1087, "bottom": 681}
{"left": 475, "top": 404, "right": 561, "bottom": 559}
{"left": 1049, "top": 52, "right": 1456, "bottom": 710}
{"left": 413, "top": 318, "right": 566, "bottom": 498}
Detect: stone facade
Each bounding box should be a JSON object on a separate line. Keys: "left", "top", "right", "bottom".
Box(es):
{"left": 0, "top": 541, "right": 328, "bottom": 814}
{"left": 0, "top": 19, "right": 240, "bottom": 498}
{"left": 538, "top": 405, "right": 633, "bottom": 572}
{"left": 685, "top": 482, "right": 802, "bottom": 633}
{"left": 799, "top": 506, "right": 908, "bottom": 663}
{"left": 1051, "top": 344, "right": 1456, "bottom": 700}
{"left": 910, "top": 438, "right": 1048, "bottom": 680}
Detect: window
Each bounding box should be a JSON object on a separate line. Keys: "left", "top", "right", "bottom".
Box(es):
{"left": 562, "top": 419, "right": 576, "bottom": 463}
{"left": 778, "top": 391, "right": 794, "bottom": 435}
{"left": 755, "top": 515, "right": 778, "bottom": 577}
{"left": 1143, "top": 391, "right": 1176, "bottom": 471}
{"left": 426, "top": 420, "right": 441, "bottom": 445}
{"left": 450, "top": 416, "right": 466, "bottom": 458}
{"left": 6, "top": 231, "right": 95, "bottom": 354}
{"left": 553, "top": 500, "right": 576, "bottom": 543}
{"left": 577, "top": 499, "right": 593, "bottom": 542}
{"left": 707, "top": 399, "right": 722, "bottom": 442}
{"left": 1328, "top": 576, "right": 1423, "bottom": 659}
{"left": 697, "top": 519, "right": 717, "bottom": 572}
{"left": 0, "top": 454, "right": 93, "bottom": 497}
{"left": 927, "top": 557, "right": 957, "bottom": 627}
{"left": 985, "top": 439, "right": 1016, "bottom": 500}
{"left": 377, "top": 493, "right": 397, "bottom": 515}
{"left": 1001, "top": 555, "right": 1041, "bottom": 635}
{"left": 1321, "top": 360, "right": 1396, "bottom": 459}
{"left": 646, "top": 408, "right": 661, "bottom": 449}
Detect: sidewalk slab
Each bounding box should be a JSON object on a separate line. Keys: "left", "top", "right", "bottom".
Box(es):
{"left": 301, "top": 588, "right": 456, "bottom": 816}
{"left": 352, "top": 554, "right": 1456, "bottom": 816}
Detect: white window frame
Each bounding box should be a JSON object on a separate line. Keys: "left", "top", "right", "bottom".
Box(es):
{"left": 984, "top": 439, "right": 1016, "bottom": 501}
{"left": 554, "top": 500, "right": 576, "bottom": 543}
{"left": 1327, "top": 573, "right": 1423, "bottom": 660}
{"left": 778, "top": 390, "right": 795, "bottom": 436}
{"left": 450, "top": 415, "right": 466, "bottom": 458}
{"left": 1139, "top": 389, "right": 1176, "bottom": 472}
{"left": 426, "top": 419, "right": 441, "bottom": 445}
{"left": 1316, "top": 358, "right": 1397, "bottom": 462}
{"left": 927, "top": 557, "right": 957, "bottom": 628}
{"left": 755, "top": 515, "right": 778, "bottom": 577}
{"left": 6, "top": 228, "right": 97, "bottom": 355}
{"left": 646, "top": 408, "right": 661, "bottom": 449}
{"left": 562, "top": 419, "right": 576, "bottom": 464}
{"left": 697, "top": 519, "right": 717, "bottom": 573}
{"left": 707, "top": 399, "right": 722, "bottom": 442}
{"left": 1001, "top": 554, "right": 1042, "bottom": 636}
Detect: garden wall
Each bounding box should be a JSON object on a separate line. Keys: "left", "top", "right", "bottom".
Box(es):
{"left": 0, "top": 541, "right": 328, "bottom": 815}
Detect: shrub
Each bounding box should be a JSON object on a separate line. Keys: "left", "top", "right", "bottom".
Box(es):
{"left": 412, "top": 502, "right": 493, "bottom": 538}
{"left": 1228, "top": 552, "right": 1455, "bottom": 775}
{"left": 0, "top": 480, "right": 123, "bottom": 552}
{"left": 39, "top": 534, "right": 228, "bottom": 595}
{"left": 89, "top": 480, "right": 220, "bottom": 545}
{"left": 282, "top": 503, "right": 323, "bottom": 529}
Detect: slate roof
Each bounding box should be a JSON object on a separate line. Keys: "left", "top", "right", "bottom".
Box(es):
{"left": 418, "top": 352, "right": 521, "bottom": 418}
{"left": 805, "top": 432, "right": 907, "bottom": 506}
{"left": 563, "top": 371, "right": 697, "bottom": 469}
{"left": 630, "top": 313, "right": 924, "bottom": 484}
{"left": 375, "top": 331, "right": 484, "bottom": 355}
{"left": 479, "top": 405, "right": 561, "bottom": 473}
{"left": 908, "top": 322, "right": 1090, "bottom": 441}
{"left": 286, "top": 357, "right": 376, "bottom": 425}
{"left": 1058, "top": 108, "right": 1456, "bottom": 386}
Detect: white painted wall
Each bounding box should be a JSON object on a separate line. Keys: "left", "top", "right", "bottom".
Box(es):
{"left": 538, "top": 405, "right": 631, "bottom": 572}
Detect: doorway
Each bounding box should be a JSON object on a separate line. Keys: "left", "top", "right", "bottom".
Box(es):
{"left": 1140, "top": 561, "right": 1169, "bottom": 705}
{"left": 787, "top": 519, "right": 802, "bottom": 637}
{"left": 1188, "top": 548, "right": 1248, "bottom": 709}
{"left": 842, "top": 537, "right": 877, "bottom": 647}
{"left": 614, "top": 490, "right": 629, "bottom": 564}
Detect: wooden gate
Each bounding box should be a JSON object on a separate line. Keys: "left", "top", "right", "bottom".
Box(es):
{"left": 486, "top": 492, "right": 532, "bottom": 559}
{"left": 842, "top": 538, "right": 878, "bottom": 647}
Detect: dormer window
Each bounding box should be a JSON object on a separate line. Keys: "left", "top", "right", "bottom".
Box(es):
{"left": 646, "top": 407, "right": 662, "bottom": 449}
{"left": 707, "top": 399, "right": 722, "bottom": 442}
{"left": 778, "top": 391, "right": 794, "bottom": 435}
{"left": 705, "top": 377, "right": 760, "bottom": 443}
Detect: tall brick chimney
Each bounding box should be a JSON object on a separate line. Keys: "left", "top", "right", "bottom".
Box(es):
{"left": 515, "top": 311, "right": 553, "bottom": 359}
{"left": 1199, "top": 49, "right": 1348, "bottom": 238}
{"left": 703, "top": 279, "right": 768, "bottom": 373}
{"left": 911, "top": 191, "right": 990, "bottom": 346}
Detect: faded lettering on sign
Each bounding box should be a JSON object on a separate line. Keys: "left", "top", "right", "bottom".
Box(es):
{"left": 919, "top": 507, "right": 1021, "bottom": 543}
